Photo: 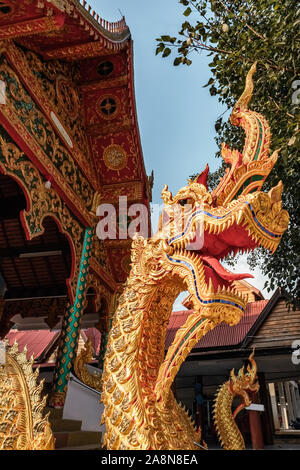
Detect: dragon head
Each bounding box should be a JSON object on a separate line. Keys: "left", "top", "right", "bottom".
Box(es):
{"left": 155, "top": 167, "right": 288, "bottom": 327}
{"left": 130, "top": 64, "right": 288, "bottom": 402}
{"left": 213, "top": 351, "right": 259, "bottom": 450}
{"left": 229, "top": 350, "right": 260, "bottom": 419}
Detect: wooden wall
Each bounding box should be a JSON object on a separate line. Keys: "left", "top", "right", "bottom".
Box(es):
{"left": 251, "top": 299, "right": 300, "bottom": 349}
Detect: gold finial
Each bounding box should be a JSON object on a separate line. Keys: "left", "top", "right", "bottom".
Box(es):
{"left": 236, "top": 62, "right": 257, "bottom": 110}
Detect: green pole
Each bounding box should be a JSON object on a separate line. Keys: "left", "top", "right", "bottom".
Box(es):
{"left": 50, "top": 227, "right": 93, "bottom": 407}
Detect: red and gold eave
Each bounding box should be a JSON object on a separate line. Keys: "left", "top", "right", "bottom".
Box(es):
{"left": 0, "top": 0, "right": 152, "bottom": 287}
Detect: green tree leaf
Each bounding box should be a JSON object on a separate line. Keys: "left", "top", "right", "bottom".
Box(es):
{"left": 183, "top": 7, "right": 192, "bottom": 16}
{"left": 156, "top": 0, "right": 300, "bottom": 304}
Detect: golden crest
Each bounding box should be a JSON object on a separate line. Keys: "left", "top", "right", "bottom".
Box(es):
{"left": 0, "top": 342, "right": 55, "bottom": 450}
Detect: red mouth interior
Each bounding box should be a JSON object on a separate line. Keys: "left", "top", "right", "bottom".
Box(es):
{"left": 186, "top": 222, "right": 256, "bottom": 290}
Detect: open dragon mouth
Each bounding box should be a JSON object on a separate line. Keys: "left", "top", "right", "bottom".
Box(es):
{"left": 155, "top": 202, "right": 282, "bottom": 403}
{"left": 153, "top": 64, "right": 289, "bottom": 411}
{"left": 166, "top": 200, "right": 283, "bottom": 307}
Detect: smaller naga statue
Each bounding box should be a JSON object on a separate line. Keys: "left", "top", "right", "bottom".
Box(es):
{"left": 214, "top": 351, "right": 259, "bottom": 450}
{"left": 73, "top": 338, "right": 103, "bottom": 392}
{"left": 0, "top": 342, "right": 55, "bottom": 450}
{"left": 101, "top": 63, "right": 289, "bottom": 450}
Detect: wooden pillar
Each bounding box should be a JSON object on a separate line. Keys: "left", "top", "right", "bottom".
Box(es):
{"left": 278, "top": 381, "right": 289, "bottom": 429}
{"left": 258, "top": 373, "right": 273, "bottom": 445}
{"left": 284, "top": 381, "right": 295, "bottom": 423}
{"left": 49, "top": 228, "right": 93, "bottom": 408}
{"left": 268, "top": 383, "right": 280, "bottom": 431}
{"left": 249, "top": 392, "right": 264, "bottom": 450}
{"left": 290, "top": 382, "right": 300, "bottom": 419}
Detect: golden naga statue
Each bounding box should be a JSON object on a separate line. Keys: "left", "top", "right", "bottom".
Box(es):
{"left": 101, "top": 63, "right": 289, "bottom": 450}
{"left": 214, "top": 351, "right": 259, "bottom": 450}
{"left": 73, "top": 338, "right": 103, "bottom": 392}
{"left": 0, "top": 342, "right": 55, "bottom": 450}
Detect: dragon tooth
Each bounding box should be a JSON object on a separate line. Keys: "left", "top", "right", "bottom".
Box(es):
{"left": 236, "top": 210, "right": 243, "bottom": 225}
{"left": 208, "top": 278, "right": 214, "bottom": 294}
{"left": 226, "top": 286, "right": 233, "bottom": 295}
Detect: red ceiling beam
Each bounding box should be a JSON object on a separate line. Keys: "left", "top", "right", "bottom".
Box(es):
{"left": 0, "top": 13, "right": 65, "bottom": 40}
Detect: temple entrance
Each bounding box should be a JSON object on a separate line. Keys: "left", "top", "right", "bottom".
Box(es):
{"left": 0, "top": 173, "right": 72, "bottom": 337}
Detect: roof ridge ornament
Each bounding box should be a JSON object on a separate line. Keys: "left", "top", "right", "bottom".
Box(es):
{"left": 47, "top": 0, "right": 71, "bottom": 13}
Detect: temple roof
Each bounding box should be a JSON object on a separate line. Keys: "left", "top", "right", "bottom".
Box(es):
{"left": 166, "top": 300, "right": 269, "bottom": 352}
{"left": 0, "top": 0, "right": 152, "bottom": 293}
{"left": 0, "top": 1, "right": 131, "bottom": 53}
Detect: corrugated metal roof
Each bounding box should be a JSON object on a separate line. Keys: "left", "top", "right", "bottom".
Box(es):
{"left": 5, "top": 327, "right": 102, "bottom": 362}
{"left": 5, "top": 300, "right": 269, "bottom": 363}
{"left": 165, "top": 300, "right": 269, "bottom": 351}
{"left": 6, "top": 330, "right": 59, "bottom": 361}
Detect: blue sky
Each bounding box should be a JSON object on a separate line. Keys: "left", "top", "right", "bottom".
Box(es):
{"left": 88, "top": 0, "right": 271, "bottom": 304}
{"left": 89, "top": 0, "right": 225, "bottom": 203}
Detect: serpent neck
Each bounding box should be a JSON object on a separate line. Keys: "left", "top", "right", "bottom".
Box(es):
{"left": 214, "top": 382, "right": 245, "bottom": 450}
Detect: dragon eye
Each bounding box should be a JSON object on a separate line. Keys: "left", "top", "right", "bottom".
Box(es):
{"left": 179, "top": 198, "right": 194, "bottom": 207}
{"left": 179, "top": 199, "right": 188, "bottom": 206}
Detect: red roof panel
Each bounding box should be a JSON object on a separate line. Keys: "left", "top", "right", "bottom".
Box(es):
{"left": 165, "top": 300, "right": 269, "bottom": 351}
{"left": 5, "top": 301, "right": 268, "bottom": 364}
{"left": 6, "top": 330, "right": 59, "bottom": 361}
{"left": 5, "top": 327, "right": 102, "bottom": 361}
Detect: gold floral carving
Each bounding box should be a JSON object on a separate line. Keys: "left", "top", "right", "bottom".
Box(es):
{"left": 56, "top": 75, "right": 80, "bottom": 120}
{"left": 0, "top": 16, "right": 63, "bottom": 40}
{"left": 3, "top": 42, "right": 96, "bottom": 191}
{"left": 0, "top": 53, "right": 95, "bottom": 225}
{"left": 91, "top": 237, "right": 112, "bottom": 276}
{"left": 103, "top": 144, "right": 127, "bottom": 171}
{"left": 100, "top": 182, "right": 143, "bottom": 203}
{"left": 81, "top": 75, "right": 128, "bottom": 92}
{"left": 43, "top": 42, "right": 114, "bottom": 61}
{"left": 0, "top": 342, "right": 55, "bottom": 450}
{"left": 86, "top": 116, "right": 133, "bottom": 138}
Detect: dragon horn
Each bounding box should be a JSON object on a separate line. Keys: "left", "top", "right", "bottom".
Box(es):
{"left": 235, "top": 62, "right": 257, "bottom": 111}
{"left": 192, "top": 164, "right": 209, "bottom": 189}
{"left": 161, "top": 184, "right": 173, "bottom": 204}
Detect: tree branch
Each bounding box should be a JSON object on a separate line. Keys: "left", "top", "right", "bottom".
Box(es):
{"left": 217, "top": 0, "right": 266, "bottom": 40}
